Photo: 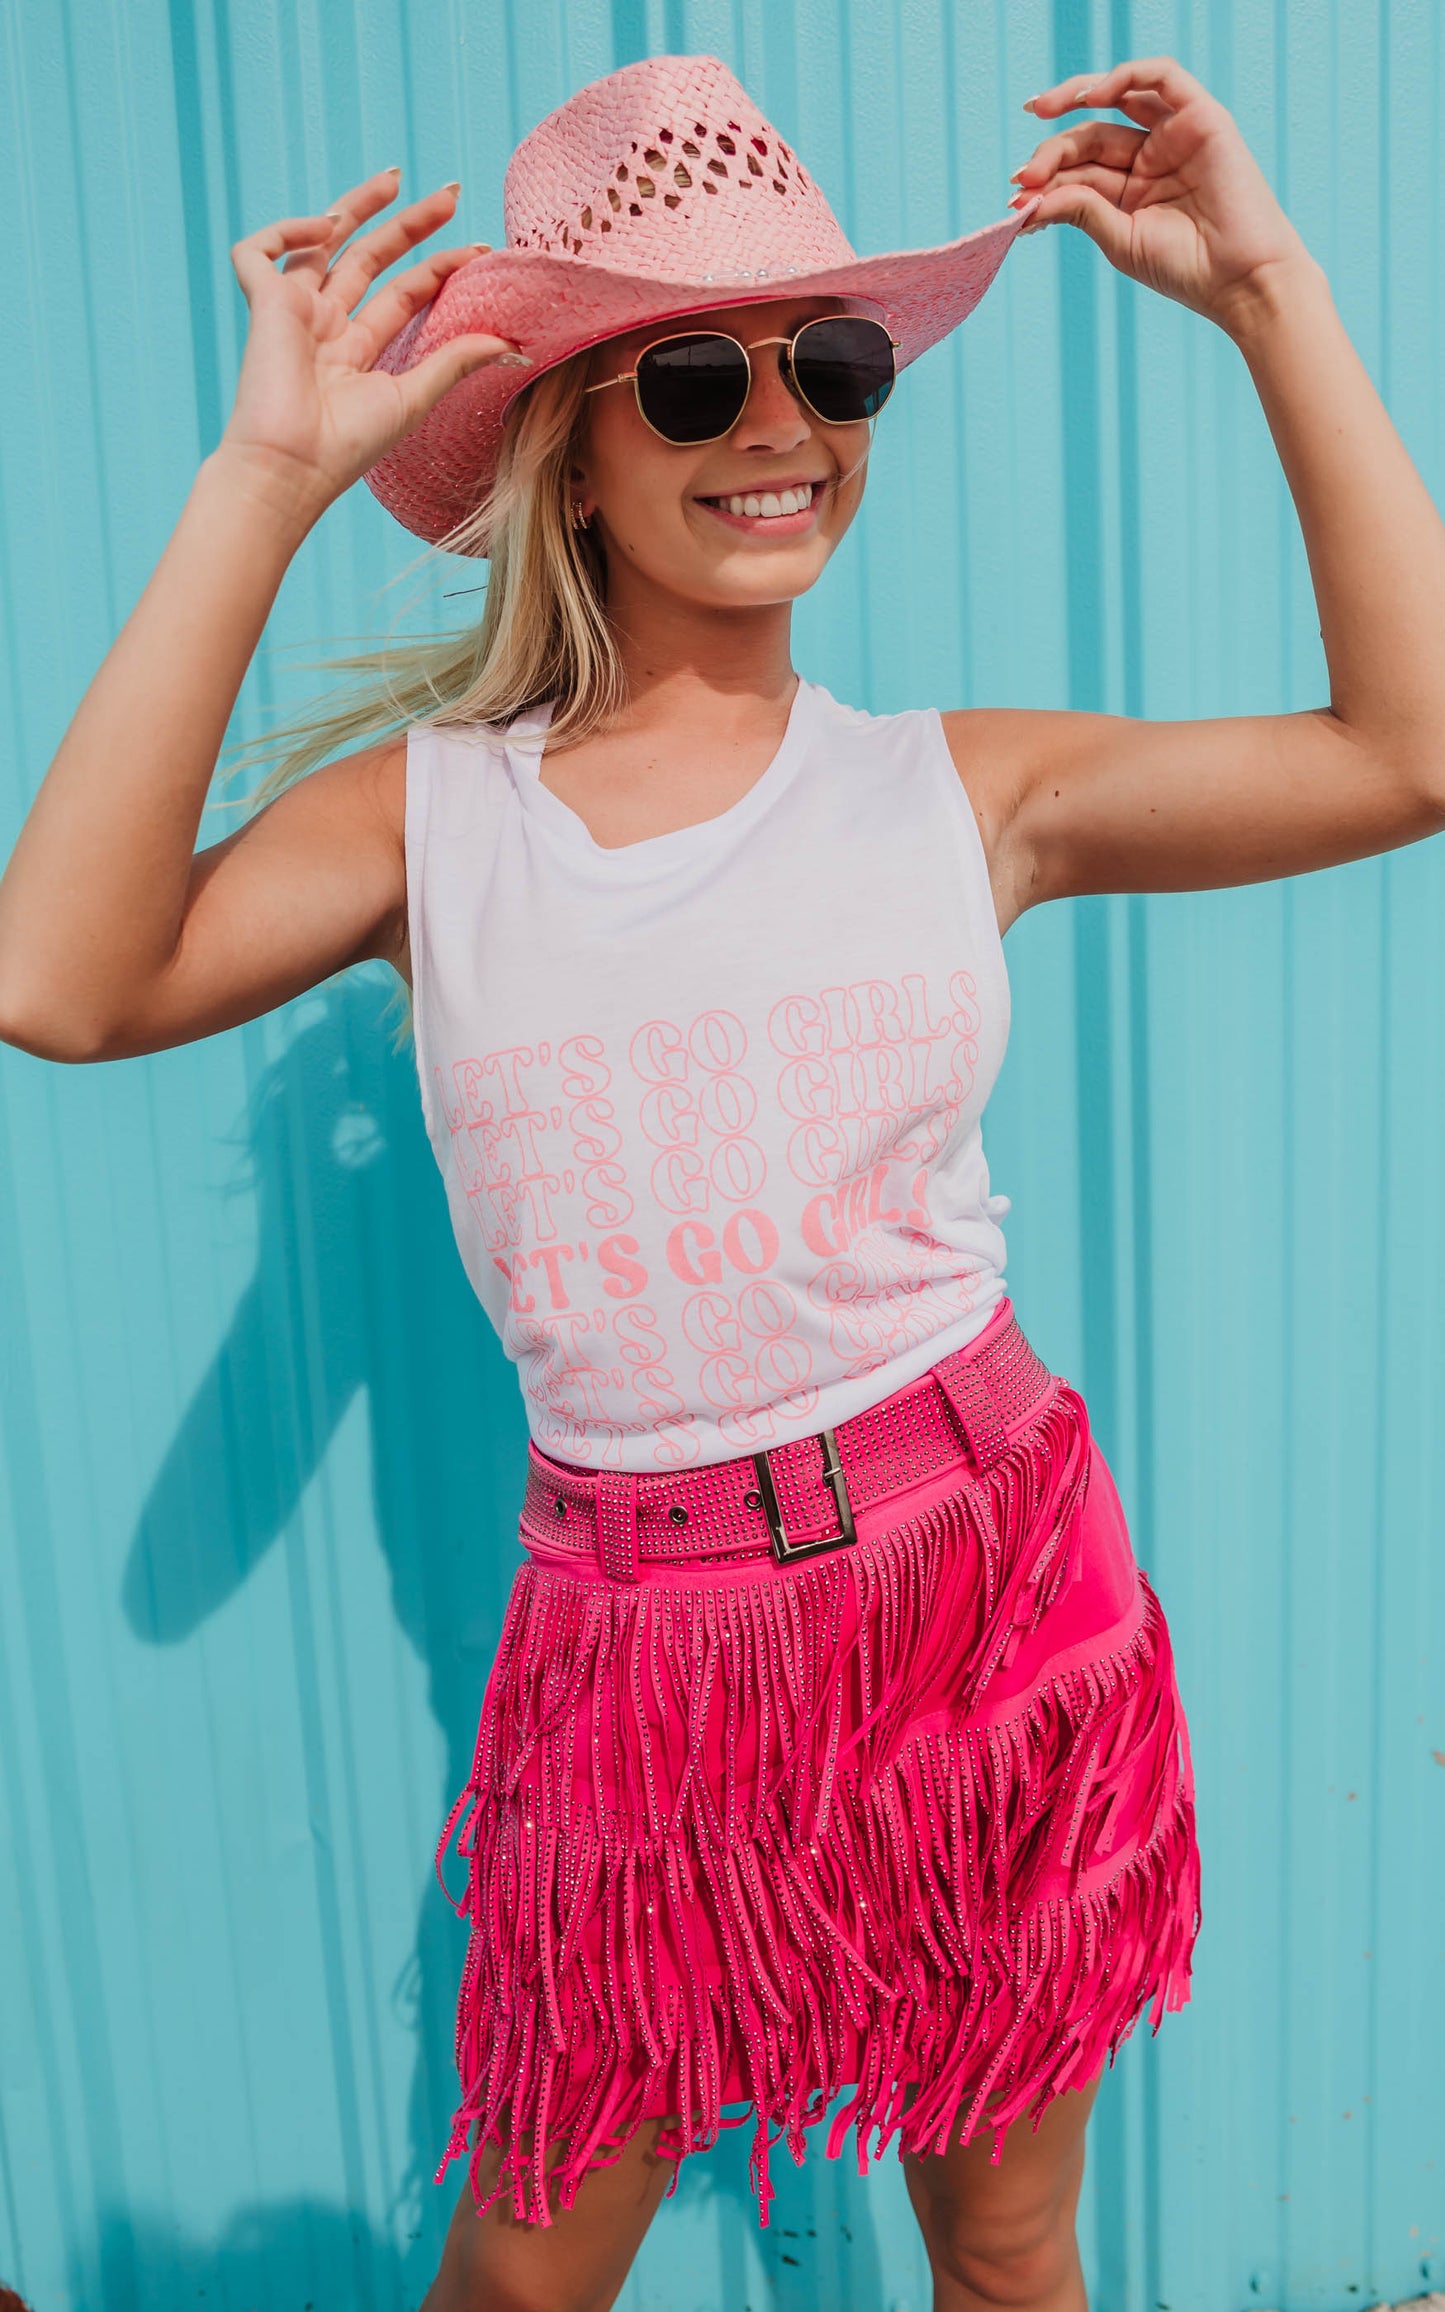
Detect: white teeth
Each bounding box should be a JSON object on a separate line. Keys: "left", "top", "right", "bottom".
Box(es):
{"left": 714, "top": 482, "right": 814, "bottom": 518}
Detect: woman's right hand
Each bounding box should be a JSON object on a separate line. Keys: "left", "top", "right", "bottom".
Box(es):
{"left": 217, "top": 169, "right": 522, "bottom": 520}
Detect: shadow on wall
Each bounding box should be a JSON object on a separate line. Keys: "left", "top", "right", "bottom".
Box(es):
{"left": 80, "top": 2148, "right": 884, "bottom": 2312}
{"left": 122, "top": 971, "right": 517, "bottom": 2295}
{"left": 115, "top": 971, "right": 887, "bottom": 2310}
{"left": 86, "top": 2203, "right": 407, "bottom": 2312}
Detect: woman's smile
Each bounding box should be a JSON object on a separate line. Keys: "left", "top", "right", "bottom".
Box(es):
{"left": 692, "top": 475, "right": 825, "bottom": 536}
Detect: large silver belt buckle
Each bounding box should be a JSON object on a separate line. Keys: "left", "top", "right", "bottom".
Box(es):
{"left": 752, "top": 1427, "right": 858, "bottom": 1563}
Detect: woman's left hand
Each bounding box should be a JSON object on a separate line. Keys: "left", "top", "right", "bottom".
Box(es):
{"left": 1010, "top": 56, "right": 1317, "bottom": 331}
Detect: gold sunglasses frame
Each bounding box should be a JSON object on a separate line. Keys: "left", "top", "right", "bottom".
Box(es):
{"left": 581, "top": 316, "right": 901, "bottom": 446}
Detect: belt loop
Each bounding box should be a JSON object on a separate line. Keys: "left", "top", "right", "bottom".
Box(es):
{"left": 596, "top": 1470, "right": 640, "bottom": 1583}
{"left": 935, "top": 1353, "right": 1009, "bottom": 1473}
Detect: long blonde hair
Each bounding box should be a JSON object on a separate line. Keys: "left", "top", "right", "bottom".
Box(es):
{"left": 221, "top": 347, "right": 620, "bottom": 825}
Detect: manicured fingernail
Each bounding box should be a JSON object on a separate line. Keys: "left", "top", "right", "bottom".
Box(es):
{"left": 324, "top": 210, "right": 343, "bottom": 222}
{"left": 382, "top": 164, "right": 402, "bottom": 176}
{"left": 1023, "top": 93, "right": 1043, "bottom": 109}
{"left": 1008, "top": 167, "right": 1026, "bottom": 182}
{"left": 442, "top": 180, "right": 462, "bottom": 194}
{"left": 1075, "top": 84, "right": 1097, "bottom": 101}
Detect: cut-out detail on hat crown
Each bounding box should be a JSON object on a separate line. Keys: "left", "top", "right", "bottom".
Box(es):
{"left": 502, "top": 54, "right": 856, "bottom": 286}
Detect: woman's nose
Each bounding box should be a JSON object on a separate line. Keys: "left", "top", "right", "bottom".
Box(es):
{"left": 733, "top": 343, "right": 811, "bottom": 444}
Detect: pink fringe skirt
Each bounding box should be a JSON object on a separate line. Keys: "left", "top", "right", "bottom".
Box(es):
{"left": 433, "top": 1298, "right": 1201, "bottom": 2226}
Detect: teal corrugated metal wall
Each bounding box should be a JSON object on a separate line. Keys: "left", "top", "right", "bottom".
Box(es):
{"left": 2, "top": 1, "right": 1443, "bottom": 2305}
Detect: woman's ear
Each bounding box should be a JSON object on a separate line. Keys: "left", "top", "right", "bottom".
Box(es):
{"left": 566, "top": 458, "right": 594, "bottom": 526}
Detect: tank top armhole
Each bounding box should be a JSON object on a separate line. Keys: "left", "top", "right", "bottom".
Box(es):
{"left": 403, "top": 721, "right": 439, "bottom": 1141}
{"left": 919, "top": 706, "right": 1010, "bottom": 988}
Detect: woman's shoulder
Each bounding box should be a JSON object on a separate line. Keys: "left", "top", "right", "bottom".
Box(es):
{"left": 396, "top": 711, "right": 518, "bottom": 779}
{"left": 807, "top": 693, "right": 1040, "bottom": 929}
{"left": 303, "top": 716, "right": 496, "bottom": 854}
{"left": 809, "top": 683, "right": 1007, "bottom": 759}
{"left": 794, "top": 682, "right": 947, "bottom": 769}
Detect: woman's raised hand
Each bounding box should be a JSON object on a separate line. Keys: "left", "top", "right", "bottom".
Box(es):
{"left": 219, "top": 170, "right": 523, "bottom": 518}
{"left": 1008, "top": 57, "right": 1317, "bottom": 330}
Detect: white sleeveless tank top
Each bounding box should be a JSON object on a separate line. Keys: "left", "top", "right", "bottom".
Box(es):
{"left": 404, "top": 676, "right": 1013, "bottom": 1471}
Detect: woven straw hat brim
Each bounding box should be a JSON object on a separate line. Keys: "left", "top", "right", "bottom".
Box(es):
{"left": 364, "top": 197, "right": 1040, "bottom": 547}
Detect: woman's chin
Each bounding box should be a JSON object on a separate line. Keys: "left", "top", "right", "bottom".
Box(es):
{"left": 696, "top": 555, "right": 830, "bottom": 609}
{"left": 692, "top": 529, "right": 835, "bottom": 596}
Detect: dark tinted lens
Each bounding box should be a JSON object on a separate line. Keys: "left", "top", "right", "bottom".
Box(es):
{"left": 635, "top": 333, "right": 751, "bottom": 443}
{"left": 791, "top": 315, "right": 896, "bottom": 422}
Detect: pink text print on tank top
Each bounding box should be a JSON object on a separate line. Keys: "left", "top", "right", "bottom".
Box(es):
{"left": 433, "top": 968, "right": 985, "bottom": 1466}
{"left": 406, "top": 682, "right": 1012, "bottom": 1470}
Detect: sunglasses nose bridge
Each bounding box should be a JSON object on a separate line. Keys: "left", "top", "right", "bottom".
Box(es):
{"left": 739, "top": 334, "right": 810, "bottom": 422}
{"left": 705, "top": 337, "right": 807, "bottom": 446}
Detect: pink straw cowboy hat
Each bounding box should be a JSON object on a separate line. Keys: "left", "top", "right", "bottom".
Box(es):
{"left": 364, "top": 54, "right": 1042, "bottom": 546}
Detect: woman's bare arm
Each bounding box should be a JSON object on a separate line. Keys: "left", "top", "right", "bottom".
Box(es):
{"left": 0, "top": 169, "right": 517, "bottom": 1062}
{"left": 0, "top": 453, "right": 400, "bottom": 1060}
{"left": 945, "top": 58, "right": 1445, "bottom": 928}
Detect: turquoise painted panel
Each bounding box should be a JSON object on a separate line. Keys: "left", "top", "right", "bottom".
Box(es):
{"left": 2, "top": 1, "right": 1443, "bottom": 2306}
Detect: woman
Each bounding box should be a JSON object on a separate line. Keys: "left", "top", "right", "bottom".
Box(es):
{"left": 2, "top": 45, "right": 1442, "bottom": 2312}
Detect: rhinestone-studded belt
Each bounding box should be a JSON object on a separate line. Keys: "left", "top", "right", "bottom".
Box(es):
{"left": 520, "top": 1302, "right": 1059, "bottom": 1582}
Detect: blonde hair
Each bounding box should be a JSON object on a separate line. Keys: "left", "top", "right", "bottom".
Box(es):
{"left": 214, "top": 348, "right": 625, "bottom": 1042}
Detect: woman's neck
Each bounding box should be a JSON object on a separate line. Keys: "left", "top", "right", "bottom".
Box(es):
{"left": 536, "top": 589, "right": 803, "bottom": 845}
{"left": 601, "top": 580, "right": 798, "bottom": 734}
